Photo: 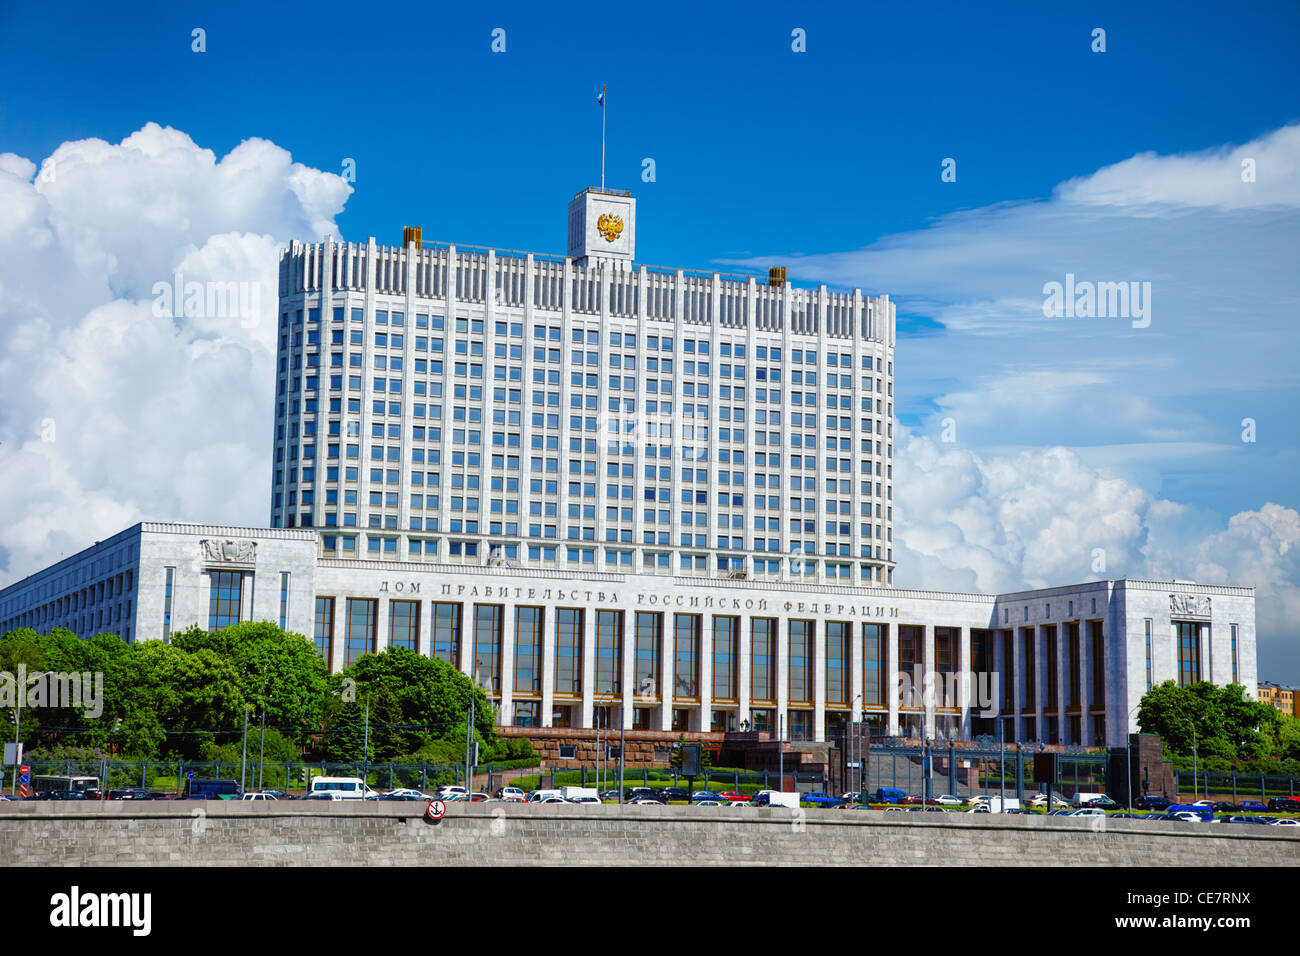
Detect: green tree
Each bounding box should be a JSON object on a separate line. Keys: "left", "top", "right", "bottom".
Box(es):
{"left": 320, "top": 647, "right": 495, "bottom": 762}
{"left": 171, "top": 622, "right": 329, "bottom": 743}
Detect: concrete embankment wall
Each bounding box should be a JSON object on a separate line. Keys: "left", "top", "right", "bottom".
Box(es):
{"left": 1, "top": 802, "right": 1295, "bottom": 866}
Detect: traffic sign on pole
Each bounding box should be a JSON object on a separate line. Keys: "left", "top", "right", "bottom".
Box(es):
{"left": 18, "top": 765, "right": 30, "bottom": 799}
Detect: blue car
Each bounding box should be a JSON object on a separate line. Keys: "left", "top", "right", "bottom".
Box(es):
{"left": 802, "top": 792, "right": 843, "bottom": 808}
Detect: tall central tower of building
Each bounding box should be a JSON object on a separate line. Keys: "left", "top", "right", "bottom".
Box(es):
{"left": 271, "top": 188, "right": 897, "bottom": 586}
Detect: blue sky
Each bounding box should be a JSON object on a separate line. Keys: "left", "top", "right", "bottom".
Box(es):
{"left": 1, "top": 0, "right": 1298, "bottom": 678}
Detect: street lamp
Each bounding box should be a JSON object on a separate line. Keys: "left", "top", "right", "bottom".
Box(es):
{"left": 1124, "top": 701, "right": 1143, "bottom": 809}
{"left": 10, "top": 669, "right": 56, "bottom": 795}
{"left": 1185, "top": 717, "right": 1198, "bottom": 801}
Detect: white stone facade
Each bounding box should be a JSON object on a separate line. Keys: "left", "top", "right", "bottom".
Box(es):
{"left": 0, "top": 522, "right": 1256, "bottom": 749}
{"left": 271, "top": 186, "right": 898, "bottom": 589}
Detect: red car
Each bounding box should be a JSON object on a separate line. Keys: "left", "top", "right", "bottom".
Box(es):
{"left": 717, "top": 791, "right": 750, "bottom": 803}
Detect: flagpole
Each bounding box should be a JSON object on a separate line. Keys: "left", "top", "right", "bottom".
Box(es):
{"left": 601, "top": 85, "right": 606, "bottom": 191}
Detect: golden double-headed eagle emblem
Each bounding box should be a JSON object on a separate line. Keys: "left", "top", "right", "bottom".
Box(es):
{"left": 597, "top": 213, "right": 624, "bottom": 242}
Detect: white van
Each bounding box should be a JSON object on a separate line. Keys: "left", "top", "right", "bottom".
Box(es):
{"left": 559, "top": 786, "right": 600, "bottom": 803}
{"left": 527, "top": 789, "right": 564, "bottom": 803}
{"left": 308, "top": 777, "right": 379, "bottom": 800}
{"left": 750, "top": 790, "right": 800, "bottom": 809}
{"left": 1071, "top": 791, "right": 1106, "bottom": 809}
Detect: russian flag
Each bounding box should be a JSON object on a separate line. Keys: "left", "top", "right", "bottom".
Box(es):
{"left": 598, "top": 86, "right": 605, "bottom": 107}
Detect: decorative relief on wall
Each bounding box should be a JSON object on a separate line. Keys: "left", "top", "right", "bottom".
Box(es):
{"left": 200, "top": 539, "right": 257, "bottom": 566}
{"left": 1169, "top": 593, "right": 1211, "bottom": 617}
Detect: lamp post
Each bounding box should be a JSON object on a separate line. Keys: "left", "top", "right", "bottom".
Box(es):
{"left": 10, "top": 669, "right": 55, "bottom": 795}
{"left": 1186, "top": 717, "right": 1198, "bottom": 801}
{"left": 1124, "top": 701, "right": 1143, "bottom": 809}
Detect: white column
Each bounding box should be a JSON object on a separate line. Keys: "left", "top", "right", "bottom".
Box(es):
{"left": 620, "top": 609, "right": 634, "bottom": 731}
{"left": 540, "top": 607, "right": 555, "bottom": 727}
{"left": 580, "top": 606, "right": 596, "bottom": 728}
{"left": 374, "top": 597, "right": 390, "bottom": 653}
{"left": 499, "top": 603, "right": 515, "bottom": 727}
{"left": 737, "top": 612, "right": 752, "bottom": 726}
{"left": 775, "top": 614, "right": 790, "bottom": 741}
{"left": 887, "top": 622, "right": 900, "bottom": 736}
{"left": 813, "top": 619, "right": 827, "bottom": 743}
{"left": 699, "top": 612, "right": 714, "bottom": 733}
{"left": 659, "top": 611, "right": 674, "bottom": 731}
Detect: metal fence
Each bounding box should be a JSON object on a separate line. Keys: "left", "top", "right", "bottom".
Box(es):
{"left": 1174, "top": 769, "right": 1298, "bottom": 801}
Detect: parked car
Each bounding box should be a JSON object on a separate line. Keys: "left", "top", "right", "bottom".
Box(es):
{"left": 717, "top": 791, "right": 750, "bottom": 803}
{"left": 1240, "top": 800, "right": 1268, "bottom": 813}
{"left": 301, "top": 791, "right": 343, "bottom": 801}
{"left": 495, "top": 786, "right": 525, "bottom": 800}
{"left": 1070, "top": 808, "right": 1106, "bottom": 817}
{"left": 1267, "top": 797, "right": 1300, "bottom": 812}
{"left": 1132, "top": 795, "right": 1173, "bottom": 811}
{"left": 1082, "top": 795, "right": 1119, "bottom": 809}
{"left": 437, "top": 785, "right": 469, "bottom": 801}
{"left": 802, "top": 792, "right": 842, "bottom": 808}
{"left": 378, "top": 792, "right": 426, "bottom": 801}
{"left": 934, "top": 795, "right": 964, "bottom": 806}
{"left": 240, "top": 791, "right": 278, "bottom": 801}
{"left": 690, "top": 790, "right": 726, "bottom": 802}
{"left": 1269, "top": 818, "right": 1299, "bottom": 826}
{"left": 1217, "top": 815, "right": 1274, "bottom": 825}
{"left": 657, "top": 787, "right": 688, "bottom": 802}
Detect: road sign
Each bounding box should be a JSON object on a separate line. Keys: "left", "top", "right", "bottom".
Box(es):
{"left": 425, "top": 799, "right": 447, "bottom": 822}
{"left": 18, "top": 765, "right": 30, "bottom": 799}
{"left": 2, "top": 742, "right": 21, "bottom": 766}
{"left": 187, "top": 771, "right": 195, "bottom": 780}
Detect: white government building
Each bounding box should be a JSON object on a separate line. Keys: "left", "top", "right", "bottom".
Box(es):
{"left": 0, "top": 187, "right": 1258, "bottom": 749}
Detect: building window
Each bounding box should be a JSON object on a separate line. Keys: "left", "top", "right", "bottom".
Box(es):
{"left": 514, "top": 606, "right": 543, "bottom": 694}
{"left": 825, "top": 621, "right": 849, "bottom": 706}
{"left": 1230, "top": 624, "right": 1239, "bottom": 684}
{"left": 751, "top": 617, "right": 776, "bottom": 704}
{"left": 1021, "top": 628, "right": 1036, "bottom": 711}
{"left": 863, "top": 623, "right": 887, "bottom": 709}
{"left": 344, "top": 598, "right": 376, "bottom": 667}
{"left": 1001, "top": 630, "right": 1015, "bottom": 713}
{"left": 279, "top": 571, "right": 290, "bottom": 630}
{"left": 432, "top": 602, "right": 462, "bottom": 663}
{"left": 899, "top": 625, "right": 924, "bottom": 710}
{"left": 596, "top": 609, "right": 623, "bottom": 696}
{"left": 162, "top": 567, "right": 175, "bottom": 641}
{"left": 1177, "top": 621, "right": 1201, "bottom": 686}
{"left": 1144, "top": 618, "right": 1153, "bottom": 689}
{"left": 788, "top": 619, "right": 813, "bottom": 705}
{"left": 472, "top": 604, "right": 502, "bottom": 692}
{"left": 389, "top": 600, "right": 419, "bottom": 651}
{"left": 1089, "top": 621, "right": 1104, "bottom": 707}
{"left": 1043, "top": 624, "right": 1058, "bottom": 708}
{"left": 513, "top": 700, "right": 539, "bottom": 727}
{"left": 673, "top": 613, "right": 700, "bottom": 699}
{"left": 712, "top": 616, "right": 737, "bottom": 702}
{"left": 1066, "top": 621, "right": 1081, "bottom": 709}
{"left": 208, "top": 571, "right": 242, "bottom": 631}
{"left": 313, "top": 597, "right": 334, "bottom": 665}
{"left": 934, "top": 627, "right": 958, "bottom": 710}
{"left": 555, "top": 608, "right": 583, "bottom": 696}
{"left": 634, "top": 611, "right": 661, "bottom": 698}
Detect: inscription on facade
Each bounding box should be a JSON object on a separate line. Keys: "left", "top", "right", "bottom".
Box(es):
{"left": 378, "top": 581, "right": 421, "bottom": 593}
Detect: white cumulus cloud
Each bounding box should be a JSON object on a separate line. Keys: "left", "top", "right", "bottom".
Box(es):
{"left": 0, "top": 123, "right": 351, "bottom": 584}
